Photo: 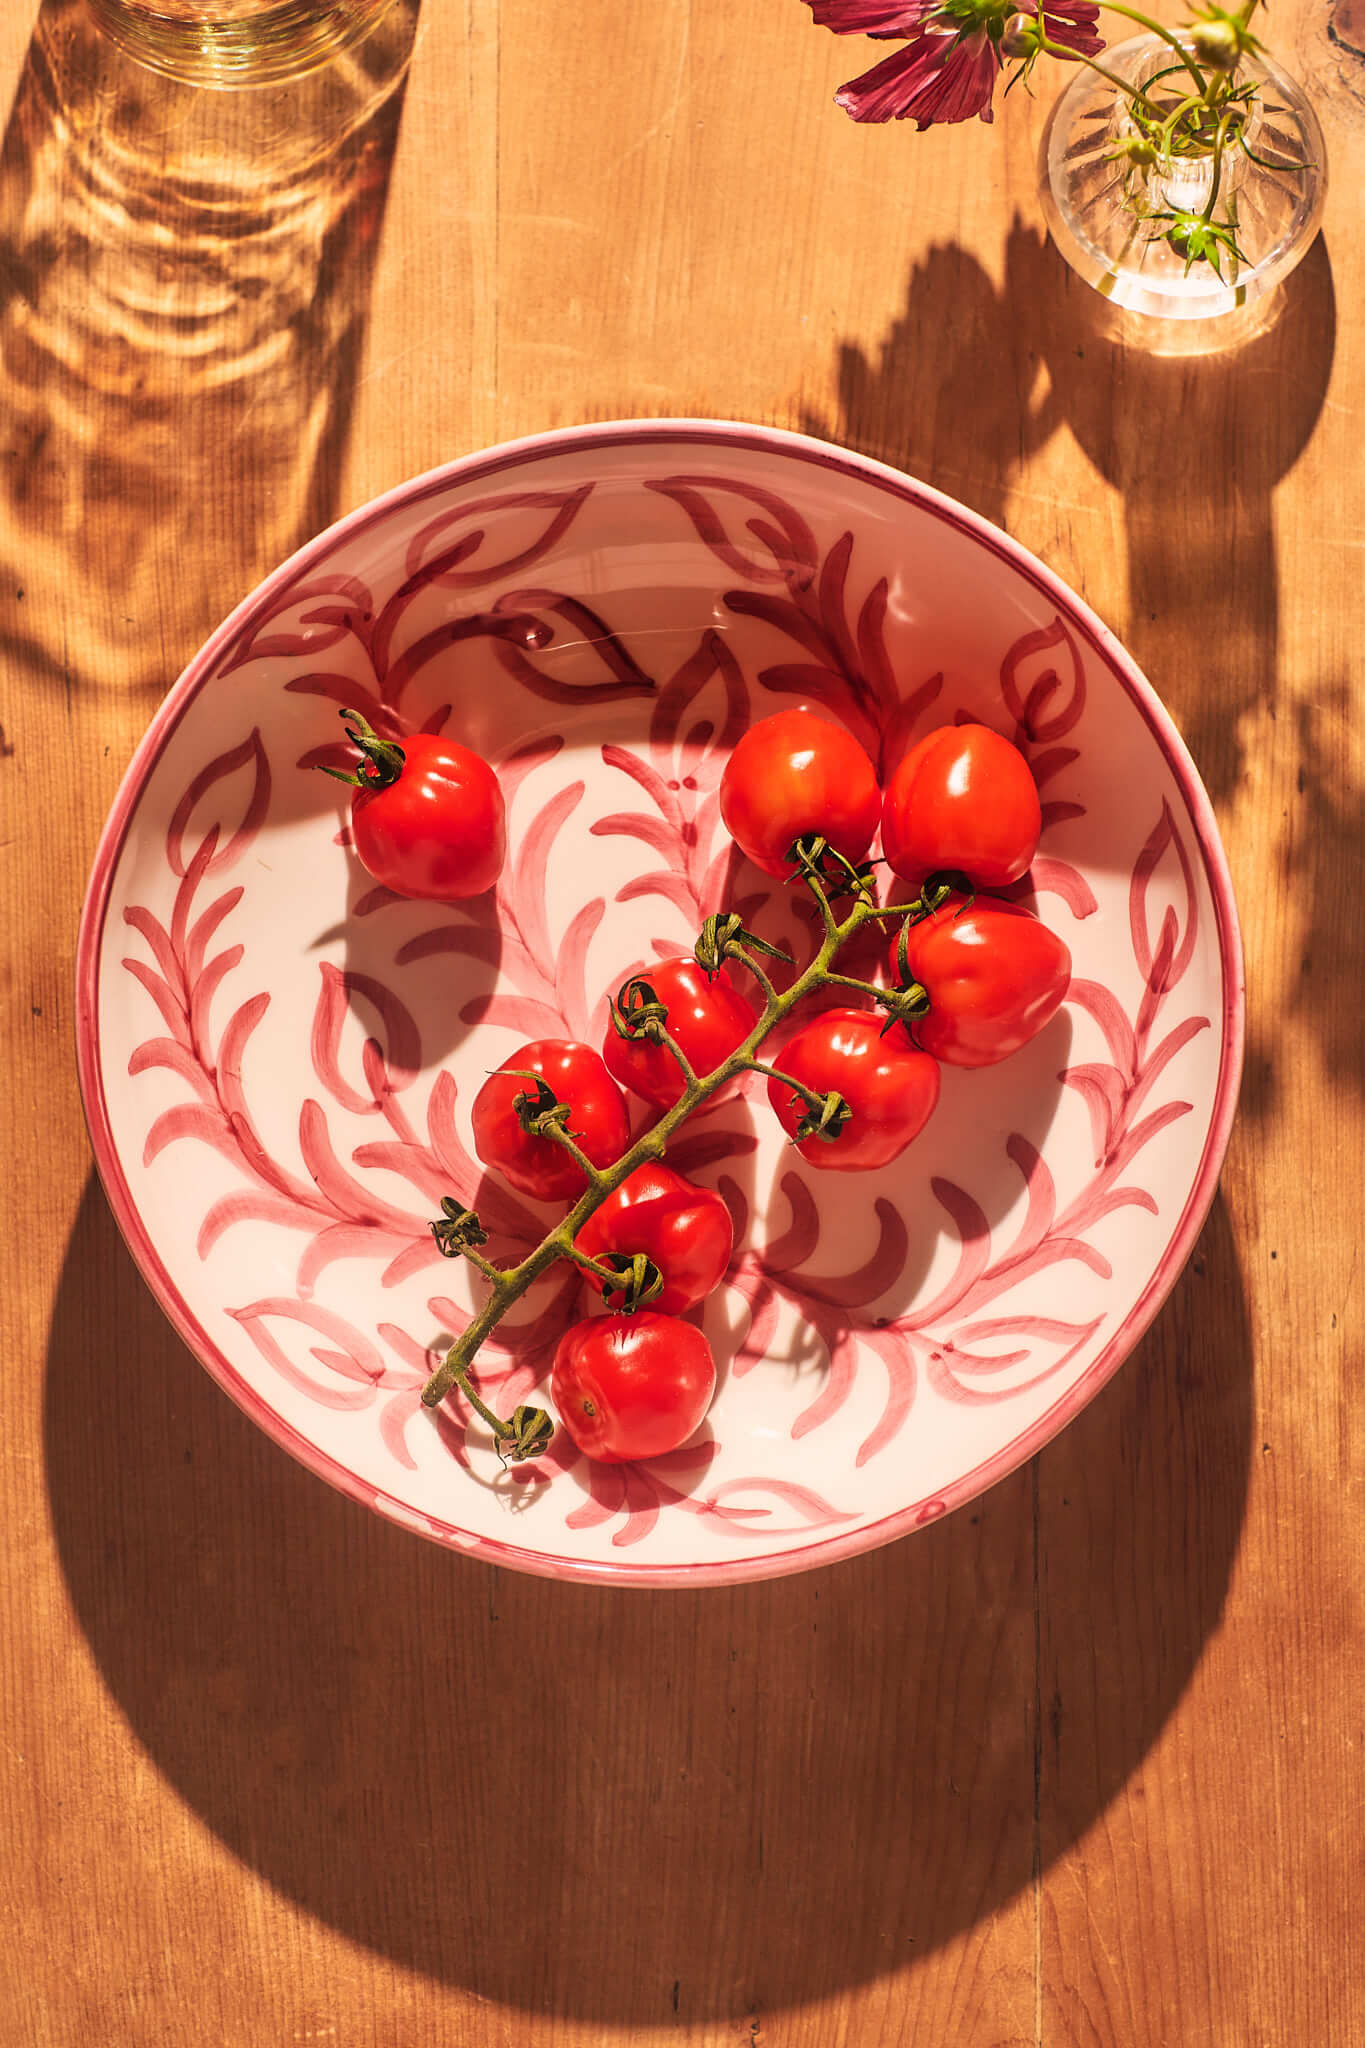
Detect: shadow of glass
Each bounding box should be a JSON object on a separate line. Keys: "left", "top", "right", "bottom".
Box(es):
{"left": 44, "top": 1170, "right": 1250, "bottom": 2022}
{"left": 1007, "top": 224, "right": 1336, "bottom": 808}
{"left": 801, "top": 221, "right": 1335, "bottom": 809}
{"left": 0, "top": 0, "right": 420, "bottom": 696}
{"left": 800, "top": 221, "right": 1332, "bottom": 1145}
{"left": 1289, "top": 687, "right": 1365, "bottom": 1096}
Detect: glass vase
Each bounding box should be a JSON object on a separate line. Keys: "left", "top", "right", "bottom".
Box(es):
{"left": 1039, "top": 33, "right": 1326, "bottom": 325}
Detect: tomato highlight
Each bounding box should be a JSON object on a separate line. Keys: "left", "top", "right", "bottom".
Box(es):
{"left": 889, "top": 895, "right": 1071, "bottom": 1067}
{"left": 574, "top": 1163, "right": 733, "bottom": 1313}
{"left": 719, "top": 708, "right": 881, "bottom": 879}
{"left": 603, "top": 957, "right": 758, "bottom": 1110}
{"left": 767, "top": 1007, "right": 940, "bottom": 1170}
{"left": 882, "top": 722, "right": 1041, "bottom": 892}
{"left": 472, "top": 1040, "right": 631, "bottom": 1200}
{"left": 552, "top": 1312, "right": 717, "bottom": 1462}
{"left": 327, "top": 710, "right": 506, "bottom": 901}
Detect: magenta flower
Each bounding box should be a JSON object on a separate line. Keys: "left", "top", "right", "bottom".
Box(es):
{"left": 806, "top": 0, "right": 1103, "bottom": 128}
{"left": 1031, "top": 0, "right": 1105, "bottom": 58}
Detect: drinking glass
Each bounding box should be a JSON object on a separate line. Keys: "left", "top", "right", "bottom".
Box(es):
{"left": 87, "top": 0, "right": 400, "bottom": 87}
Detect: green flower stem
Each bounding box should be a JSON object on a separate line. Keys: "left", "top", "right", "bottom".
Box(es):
{"left": 1201, "top": 109, "right": 1231, "bottom": 222}
{"left": 1040, "top": 33, "right": 1164, "bottom": 115}
{"left": 822, "top": 971, "right": 891, "bottom": 997}
{"left": 569, "top": 1250, "right": 633, "bottom": 1290}
{"left": 855, "top": 901, "right": 930, "bottom": 921}
{"left": 318, "top": 707, "right": 407, "bottom": 791}
{"left": 1156, "top": 90, "right": 1209, "bottom": 153}
{"left": 567, "top": 1248, "right": 664, "bottom": 1309}
{"left": 1094, "top": 1, "right": 1208, "bottom": 91}
{"left": 802, "top": 865, "right": 845, "bottom": 945}
{"left": 420, "top": 885, "right": 897, "bottom": 1410}
{"left": 822, "top": 969, "right": 931, "bottom": 1020}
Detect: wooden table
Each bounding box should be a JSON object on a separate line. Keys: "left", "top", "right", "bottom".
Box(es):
{"left": 3, "top": 0, "right": 1361, "bottom": 2040}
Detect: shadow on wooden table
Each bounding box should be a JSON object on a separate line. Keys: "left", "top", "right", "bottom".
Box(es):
{"left": 0, "top": 0, "right": 419, "bottom": 698}
{"left": 1288, "top": 687, "right": 1365, "bottom": 1100}
{"left": 802, "top": 222, "right": 1336, "bottom": 815}
{"left": 44, "top": 1172, "right": 1251, "bottom": 2024}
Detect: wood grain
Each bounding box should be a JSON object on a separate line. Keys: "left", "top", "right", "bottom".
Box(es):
{"left": 2, "top": 0, "right": 1362, "bottom": 2041}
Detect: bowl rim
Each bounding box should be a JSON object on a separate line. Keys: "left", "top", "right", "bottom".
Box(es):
{"left": 74, "top": 416, "right": 1246, "bottom": 1587}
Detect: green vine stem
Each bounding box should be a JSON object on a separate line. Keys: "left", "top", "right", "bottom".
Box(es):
{"left": 419, "top": 849, "right": 933, "bottom": 1432}
{"left": 1095, "top": 0, "right": 1210, "bottom": 92}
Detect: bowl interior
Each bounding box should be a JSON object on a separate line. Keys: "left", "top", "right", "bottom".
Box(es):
{"left": 78, "top": 424, "right": 1242, "bottom": 1585}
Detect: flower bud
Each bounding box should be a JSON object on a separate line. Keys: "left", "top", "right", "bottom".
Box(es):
{"left": 1190, "top": 18, "right": 1240, "bottom": 70}
{"left": 1001, "top": 9, "right": 1039, "bottom": 57}
{"left": 1115, "top": 134, "right": 1158, "bottom": 166}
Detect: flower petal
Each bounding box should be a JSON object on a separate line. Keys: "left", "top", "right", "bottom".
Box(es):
{"left": 1037, "top": 0, "right": 1104, "bottom": 55}
{"left": 807, "top": 0, "right": 929, "bottom": 33}
{"left": 834, "top": 37, "right": 937, "bottom": 120}
{"left": 837, "top": 24, "right": 1000, "bottom": 127}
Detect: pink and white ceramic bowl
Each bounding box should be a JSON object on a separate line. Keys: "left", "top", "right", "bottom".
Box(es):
{"left": 75, "top": 420, "right": 1244, "bottom": 1587}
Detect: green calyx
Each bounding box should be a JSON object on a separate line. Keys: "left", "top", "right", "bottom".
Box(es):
{"left": 318, "top": 707, "right": 407, "bottom": 791}
{"left": 590, "top": 1251, "right": 665, "bottom": 1312}
{"left": 1188, "top": 2, "right": 1262, "bottom": 71}
{"left": 1160, "top": 208, "right": 1241, "bottom": 275}
{"left": 609, "top": 979, "right": 671, "bottom": 1044}
{"left": 794, "top": 1089, "right": 853, "bottom": 1146}
{"left": 431, "top": 1199, "right": 489, "bottom": 1258}
{"left": 785, "top": 834, "right": 877, "bottom": 902}
{"left": 695, "top": 912, "right": 791, "bottom": 978}
{"left": 506, "top": 1074, "right": 575, "bottom": 1139}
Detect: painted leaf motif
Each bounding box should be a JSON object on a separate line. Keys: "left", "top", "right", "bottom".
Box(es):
{"left": 229, "top": 1297, "right": 387, "bottom": 1408}
{"left": 999, "top": 616, "right": 1086, "bottom": 743}
{"left": 698, "top": 1478, "right": 858, "bottom": 1532}
{"left": 879, "top": 672, "right": 944, "bottom": 780}
{"left": 310, "top": 963, "right": 422, "bottom": 1116}
{"left": 491, "top": 590, "right": 656, "bottom": 705}
{"left": 127, "top": 1036, "right": 218, "bottom": 1104}
{"left": 928, "top": 1315, "right": 1105, "bottom": 1404}
{"left": 382, "top": 609, "right": 552, "bottom": 711}
{"left": 400, "top": 483, "right": 595, "bottom": 586}
{"left": 855, "top": 1327, "right": 918, "bottom": 1468}
{"left": 647, "top": 474, "right": 819, "bottom": 584}
{"left": 1131, "top": 801, "right": 1199, "bottom": 998}
{"left": 217, "top": 574, "right": 376, "bottom": 674}
{"left": 166, "top": 730, "right": 272, "bottom": 878}
{"left": 649, "top": 629, "right": 748, "bottom": 775}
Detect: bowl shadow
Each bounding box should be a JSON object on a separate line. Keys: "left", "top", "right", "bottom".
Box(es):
{"left": 45, "top": 1167, "right": 1251, "bottom": 2023}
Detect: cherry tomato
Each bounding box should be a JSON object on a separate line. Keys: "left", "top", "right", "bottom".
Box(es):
{"left": 472, "top": 1040, "right": 630, "bottom": 1200}
{"left": 574, "top": 1164, "right": 734, "bottom": 1314}
{"left": 882, "top": 723, "right": 1040, "bottom": 892}
{"left": 331, "top": 710, "right": 506, "bottom": 900}
{"left": 551, "top": 1311, "right": 717, "bottom": 1462}
{"left": 889, "top": 895, "right": 1071, "bottom": 1068}
{"left": 603, "top": 957, "right": 758, "bottom": 1110}
{"left": 719, "top": 709, "right": 881, "bottom": 879}
{"left": 766, "top": 1007, "right": 940, "bottom": 1171}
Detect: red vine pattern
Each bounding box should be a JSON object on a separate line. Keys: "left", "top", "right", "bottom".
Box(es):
{"left": 110, "top": 465, "right": 1218, "bottom": 1562}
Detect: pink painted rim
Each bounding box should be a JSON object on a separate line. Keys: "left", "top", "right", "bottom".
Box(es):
{"left": 74, "top": 418, "right": 1245, "bottom": 1589}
